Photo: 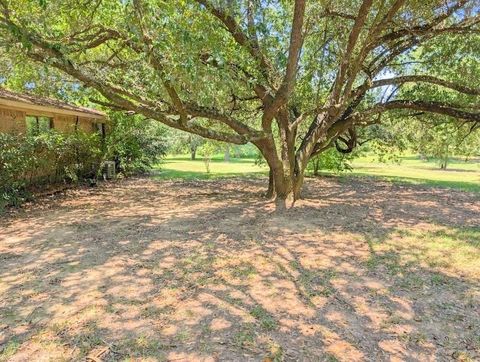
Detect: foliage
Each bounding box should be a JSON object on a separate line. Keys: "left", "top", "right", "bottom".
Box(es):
{"left": 106, "top": 113, "right": 168, "bottom": 175}
{"left": 307, "top": 148, "right": 354, "bottom": 176}
{"left": 402, "top": 120, "right": 480, "bottom": 169}
{"left": 166, "top": 130, "right": 204, "bottom": 160}
{"left": 364, "top": 116, "right": 480, "bottom": 169}
{"left": 0, "top": 113, "right": 169, "bottom": 210}
{"left": 198, "top": 141, "right": 219, "bottom": 173}
{"left": 0, "top": 0, "right": 479, "bottom": 202}
{"left": 0, "top": 131, "right": 102, "bottom": 209}
{"left": 0, "top": 133, "right": 30, "bottom": 208}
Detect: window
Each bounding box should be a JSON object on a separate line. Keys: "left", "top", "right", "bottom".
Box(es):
{"left": 26, "top": 116, "right": 53, "bottom": 135}
{"left": 93, "top": 122, "right": 106, "bottom": 139}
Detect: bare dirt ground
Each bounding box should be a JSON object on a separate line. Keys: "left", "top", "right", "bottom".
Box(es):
{"left": 1, "top": 177, "right": 479, "bottom": 361}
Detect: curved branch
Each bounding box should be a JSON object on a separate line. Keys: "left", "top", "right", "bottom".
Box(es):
{"left": 184, "top": 103, "right": 265, "bottom": 141}
{"left": 0, "top": 15, "right": 251, "bottom": 145}
{"left": 350, "top": 100, "right": 480, "bottom": 123}
{"left": 370, "top": 75, "right": 480, "bottom": 96}
{"left": 373, "top": 0, "right": 471, "bottom": 46}
{"left": 331, "top": 0, "right": 373, "bottom": 101}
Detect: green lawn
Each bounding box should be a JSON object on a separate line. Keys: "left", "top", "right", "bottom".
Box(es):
{"left": 347, "top": 155, "right": 480, "bottom": 192}
{"left": 153, "top": 155, "right": 268, "bottom": 180}
{"left": 155, "top": 154, "right": 480, "bottom": 192}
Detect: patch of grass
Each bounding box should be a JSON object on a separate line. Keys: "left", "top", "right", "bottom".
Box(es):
{"left": 0, "top": 339, "right": 19, "bottom": 362}
{"left": 155, "top": 153, "right": 479, "bottom": 193}
{"left": 154, "top": 155, "right": 267, "bottom": 180}
{"left": 250, "top": 306, "right": 277, "bottom": 331}
{"left": 230, "top": 262, "right": 257, "bottom": 279}
{"left": 117, "top": 334, "right": 167, "bottom": 358}
{"left": 380, "top": 313, "right": 404, "bottom": 329}
{"left": 325, "top": 354, "right": 340, "bottom": 362}
{"left": 174, "top": 254, "right": 218, "bottom": 287}
{"left": 293, "top": 264, "right": 337, "bottom": 297}
{"left": 141, "top": 305, "right": 173, "bottom": 319}
{"left": 266, "top": 340, "right": 284, "bottom": 361}
{"left": 346, "top": 155, "right": 480, "bottom": 192}
{"left": 74, "top": 321, "right": 104, "bottom": 356}
{"left": 452, "top": 351, "right": 476, "bottom": 362}
{"left": 367, "top": 226, "right": 480, "bottom": 280}
{"left": 182, "top": 254, "right": 215, "bottom": 273}
{"left": 430, "top": 273, "right": 449, "bottom": 286}
{"left": 234, "top": 324, "right": 256, "bottom": 349}
{"left": 399, "top": 331, "right": 428, "bottom": 346}
{"left": 174, "top": 329, "right": 191, "bottom": 343}
{"left": 365, "top": 250, "right": 402, "bottom": 275}
{"left": 50, "top": 320, "right": 72, "bottom": 335}
{"left": 223, "top": 295, "right": 244, "bottom": 306}
{"left": 397, "top": 274, "right": 425, "bottom": 290}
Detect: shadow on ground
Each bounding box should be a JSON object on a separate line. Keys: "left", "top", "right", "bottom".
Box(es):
{"left": 1, "top": 177, "right": 479, "bottom": 361}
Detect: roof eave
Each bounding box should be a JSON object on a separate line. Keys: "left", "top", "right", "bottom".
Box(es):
{"left": 0, "top": 98, "right": 106, "bottom": 120}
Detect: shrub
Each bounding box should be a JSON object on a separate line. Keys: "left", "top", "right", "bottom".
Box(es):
{"left": 1, "top": 113, "right": 168, "bottom": 210}
{"left": 0, "top": 131, "right": 102, "bottom": 210}
{"left": 198, "top": 141, "right": 218, "bottom": 173}
{"left": 0, "top": 133, "right": 30, "bottom": 208}
{"left": 25, "top": 130, "right": 102, "bottom": 184}
{"left": 106, "top": 113, "right": 167, "bottom": 175}
{"left": 307, "top": 148, "right": 353, "bottom": 176}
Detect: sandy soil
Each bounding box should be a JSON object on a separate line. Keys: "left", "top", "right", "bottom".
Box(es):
{"left": 1, "top": 177, "right": 479, "bottom": 361}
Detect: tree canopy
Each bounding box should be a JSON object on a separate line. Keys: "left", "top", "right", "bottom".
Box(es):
{"left": 0, "top": 0, "right": 479, "bottom": 207}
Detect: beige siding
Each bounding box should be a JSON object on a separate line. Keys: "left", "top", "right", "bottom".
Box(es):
{"left": 52, "top": 116, "right": 97, "bottom": 134}
{"left": 53, "top": 115, "right": 77, "bottom": 133}
{"left": 77, "top": 117, "right": 96, "bottom": 133}
{"left": 0, "top": 109, "right": 100, "bottom": 135}
{"left": 0, "top": 107, "right": 26, "bottom": 134}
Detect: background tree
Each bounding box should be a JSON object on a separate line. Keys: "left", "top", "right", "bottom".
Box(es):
{"left": 198, "top": 141, "right": 220, "bottom": 173}
{"left": 1, "top": 0, "right": 479, "bottom": 208}
{"left": 167, "top": 131, "right": 205, "bottom": 160}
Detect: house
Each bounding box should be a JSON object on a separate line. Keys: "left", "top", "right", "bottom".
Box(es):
{"left": 0, "top": 87, "right": 106, "bottom": 135}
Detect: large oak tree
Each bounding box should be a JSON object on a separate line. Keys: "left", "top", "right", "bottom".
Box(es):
{"left": 1, "top": 0, "right": 479, "bottom": 208}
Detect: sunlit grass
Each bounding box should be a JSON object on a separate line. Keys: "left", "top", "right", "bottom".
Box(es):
{"left": 154, "top": 154, "right": 480, "bottom": 192}
{"left": 153, "top": 154, "right": 268, "bottom": 180}
{"left": 347, "top": 155, "right": 480, "bottom": 192}
{"left": 368, "top": 226, "right": 480, "bottom": 280}
{"left": 0, "top": 340, "right": 19, "bottom": 362}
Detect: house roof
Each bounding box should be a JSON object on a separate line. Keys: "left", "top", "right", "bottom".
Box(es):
{"left": 0, "top": 87, "right": 106, "bottom": 119}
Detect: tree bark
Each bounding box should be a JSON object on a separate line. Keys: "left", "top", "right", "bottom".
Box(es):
{"left": 266, "top": 168, "right": 275, "bottom": 199}
{"left": 313, "top": 157, "right": 320, "bottom": 176}
{"left": 268, "top": 163, "right": 305, "bottom": 211}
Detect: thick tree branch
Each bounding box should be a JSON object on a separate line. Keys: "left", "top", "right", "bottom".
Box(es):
{"left": 331, "top": 0, "right": 373, "bottom": 102}
{"left": 371, "top": 75, "right": 480, "bottom": 96}
{"left": 351, "top": 100, "right": 480, "bottom": 123}
{"left": 262, "top": 0, "right": 306, "bottom": 129}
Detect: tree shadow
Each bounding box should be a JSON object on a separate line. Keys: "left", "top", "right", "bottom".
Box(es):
{"left": 1, "top": 177, "right": 479, "bottom": 360}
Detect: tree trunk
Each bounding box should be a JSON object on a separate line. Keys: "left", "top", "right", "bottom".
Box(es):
{"left": 269, "top": 165, "right": 305, "bottom": 211}
{"left": 313, "top": 157, "right": 320, "bottom": 176}
{"left": 190, "top": 146, "right": 197, "bottom": 160}
{"left": 266, "top": 169, "right": 275, "bottom": 199}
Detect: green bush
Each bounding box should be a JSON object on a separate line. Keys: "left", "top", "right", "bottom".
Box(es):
{"left": 25, "top": 130, "right": 102, "bottom": 184}
{"left": 0, "top": 133, "right": 30, "bottom": 208}
{"left": 1, "top": 114, "right": 168, "bottom": 210}
{"left": 0, "top": 131, "right": 102, "bottom": 210}
{"left": 106, "top": 113, "right": 167, "bottom": 175}
{"left": 307, "top": 148, "right": 353, "bottom": 176}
